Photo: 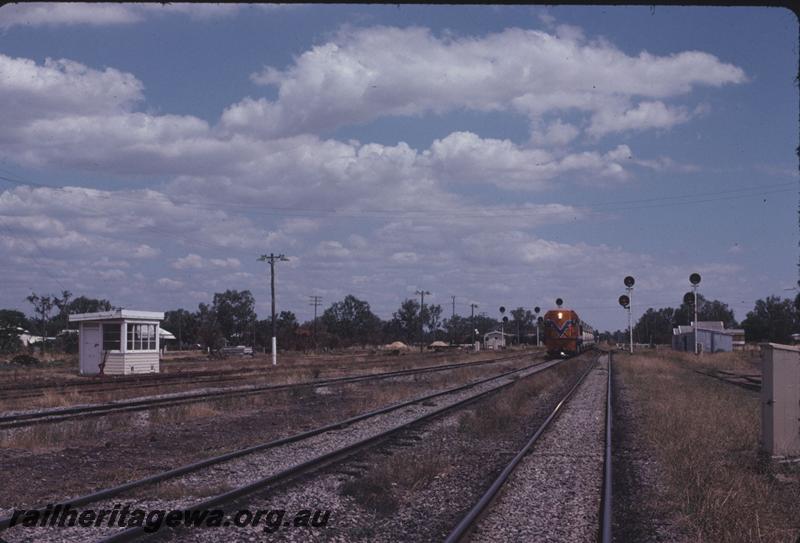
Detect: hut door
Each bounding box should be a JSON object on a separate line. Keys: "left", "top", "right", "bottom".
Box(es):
{"left": 81, "top": 324, "right": 102, "bottom": 375}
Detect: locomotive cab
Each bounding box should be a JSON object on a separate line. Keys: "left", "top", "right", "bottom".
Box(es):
{"left": 542, "top": 307, "right": 595, "bottom": 357}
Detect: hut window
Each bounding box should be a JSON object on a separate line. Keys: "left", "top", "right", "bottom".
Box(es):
{"left": 102, "top": 324, "right": 121, "bottom": 351}
{"left": 127, "top": 324, "right": 157, "bottom": 351}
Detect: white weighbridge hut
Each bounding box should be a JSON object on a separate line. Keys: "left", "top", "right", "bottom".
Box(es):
{"left": 69, "top": 310, "right": 164, "bottom": 375}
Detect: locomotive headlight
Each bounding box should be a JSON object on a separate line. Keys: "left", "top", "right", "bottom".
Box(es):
{"left": 557, "top": 312, "right": 563, "bottom": 319}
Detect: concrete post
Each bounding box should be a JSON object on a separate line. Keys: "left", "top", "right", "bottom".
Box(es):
{"left": 760, "top": 343, "right": 800, "bottom": 458}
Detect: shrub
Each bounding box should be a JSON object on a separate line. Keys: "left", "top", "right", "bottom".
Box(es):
{"left": 10, "top": 354, "right": 40, "bottom": 366}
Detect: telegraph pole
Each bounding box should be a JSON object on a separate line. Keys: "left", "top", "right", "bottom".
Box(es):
{"left": 258, "top": 253, "right": 288, "bottom": 365}
{"left": 470, "top": 303, "right": 478, "bottom": 346}
{"left": 308, "top": 295, "right": 322, "bottom": 353}
{"left": 450, "top": 295, "right": 456, "bottom": 344}
{"left": 415, "top": 290, "right": 430, "bottom": 353}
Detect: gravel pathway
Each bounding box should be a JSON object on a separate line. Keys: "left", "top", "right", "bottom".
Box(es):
{"left": 0, "top": 360, "right": 558, "bottom": 543}
{"left": 468, "top": 356, "right": 608, "bottom": 543}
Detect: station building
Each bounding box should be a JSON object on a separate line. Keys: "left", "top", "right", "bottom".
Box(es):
{"left": 483, "top": 330, "right": 508, "bottom": 350}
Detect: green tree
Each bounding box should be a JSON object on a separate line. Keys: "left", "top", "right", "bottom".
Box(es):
{"left": 257, "top": 311, "right": 301, "bottom": 351}
{"left": 196, "top": 302, "right": 224, "bottom": 351}
{"left": 275, "top": 310, "right": 300, "bottom": 350}
{"left": 388, "top": 299, "right": 421, "bottom": 344}
{"left": 633, "top": 307, "right": 676, "bottom": 345}
{"left": 0, "top": 309, "right": 28, "bottom": 354}
{"left": 473, "top": 313, "right": 501, "bottom": 342}
{"left": 321, "top": 295, "right": 382, "bottom": 346}
{"left": 442, "top": 314, "right": 469, "bottom": 344}
{"left": 66, "top": 296, "right": 113, "bottom": 316}
{"left": 26, "top": 292, "right": 57, "bottom": 352}
{"left": 510, "top": 307, "right": 534, "bottom": 344}
{"left": 211, "top": 290, "right": 256, "bottom": 344}
{"left": 742, "top": 296, "right": 797, "bottom": 344}
{"left": 48, "top": 290, "right": 73, "bottom": 333}
{"left": 423, "top": 303, "right": 443, "bottom": 342}
{"left": 163, "top": 309, "right": 198, "bottom": 349}
{"left": 441, "top": 313, "right": 499, "bottom": 344}
{"left": 674, "top": 294, "right": 737, "bottom": 328}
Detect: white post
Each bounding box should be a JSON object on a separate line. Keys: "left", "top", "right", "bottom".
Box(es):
{"left": 271, "top": 336, "right": 277, "bottom": 365}
{"left": 693, "top": 285, "right": 698, "bottom": 355}
{"left": 627, "top": 286, "right": 634, "bottom": 354}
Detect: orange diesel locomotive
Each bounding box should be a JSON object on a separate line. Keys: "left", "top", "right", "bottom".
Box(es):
{"left": 542, "top": 299, "right": 595, "bottom": 357}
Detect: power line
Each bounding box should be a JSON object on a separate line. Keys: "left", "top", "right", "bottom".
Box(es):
{"left": 1, "top": 173, "right": 794, "bottom": 220}
{"left": 0, "top": 223, "right": 69, "bottom": 294}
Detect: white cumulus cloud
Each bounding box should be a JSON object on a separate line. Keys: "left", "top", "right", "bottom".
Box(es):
{"left": 225, "top": 25, "right": 745, "bottom": 138}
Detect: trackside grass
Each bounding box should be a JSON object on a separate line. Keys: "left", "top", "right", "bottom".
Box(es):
{"left": 617, "top": 351, "right": 799, "bottom": 542}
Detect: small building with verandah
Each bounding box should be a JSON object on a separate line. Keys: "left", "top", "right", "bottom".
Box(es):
{"left": 68, "top": 310, "right": 164, "bottom": 375}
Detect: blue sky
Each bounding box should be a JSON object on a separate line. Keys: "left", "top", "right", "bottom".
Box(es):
{"left": 0, "top": 4, "right": 796, "bottom": 331}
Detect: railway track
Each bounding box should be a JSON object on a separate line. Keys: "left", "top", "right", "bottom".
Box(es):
{"left": 1, "top": 370, "right": 270, "bottom": 402}
{"left": 692, "top": 368, "right": 761, "bottom": 392}
{"left": 0, "top": 356, "right": 565, "bottom": 541}
{"left": 0, "top": 352, "right": 502, "bottom": 401}
{"left": 444, "top": 352, "right": 612, "bottom": 543}
{"left": 0, "top": 353, "right": 538, "bottom": 430}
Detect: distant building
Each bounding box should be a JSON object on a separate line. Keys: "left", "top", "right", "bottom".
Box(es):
{"left": 483, "top": 330, "right": 507, "bottom": 350}
{"left": 159, "top": 328, "right": 176, "bottom": 353}
{"left": 672, "top": 321, "right": 746, "bottom": 353}
{"left": 17, "top": 330, "right": 57, "bottom": 346}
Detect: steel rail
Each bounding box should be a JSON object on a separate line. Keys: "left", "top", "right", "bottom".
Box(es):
{"left": 0, "top": 357, "right": 559, "bottom": 533}
{"left": 0, "top": 352, "right": 523, "bottom": 398}
{"left": 0, "top": 353, "right": 536, "bottom": 429}
{"left": 0, "top": 365, "right": 297, "bottom": 395}
{"left": 443, "top": 355, "right": 599, "bottom": 543}
{"left": 600, "top": 352, "right": 613, "bottom": 543}
{"left": 691, "top": 369, "right": 760, "bottom": 392}
{"left": 0, "top": 352, "right": 531, "bottom": 398}
{"left": 0, "top": 373, "right": 272, "bottom": 402}
{"left": 94, "top": 357, "right": 569, "bottom": 543}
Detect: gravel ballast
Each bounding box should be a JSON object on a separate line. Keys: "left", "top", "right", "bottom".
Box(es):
{"left": 468, "top": 356, "right": 608, "bottom": 543}
{"left": 0, "top": 359, "right": 560, "bottom": 543}
{"left": 168, "top": 356, "right": 593, "bottom": 542}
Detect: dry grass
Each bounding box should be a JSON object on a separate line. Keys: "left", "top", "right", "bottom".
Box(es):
{"left": 0, "top": 352, "right": 532, "bottom": 450}
{"left": 341, "top": 356, "right": 580, "bottom": 517}
{"left": 664, "top": 349, "right": 761, "bottom": 374}
{"left": 0, "top": 348, "right": 522, "bottom": 412}
{"left": 340, "top": 448, "right": 451, "bottom": 515}
{"left": 618, "top": 351, "right": 799, "bottom": 542}
{"left": 148, "top": 401, "right": 222, "bottom": 424}
{"left": 0, "top": 416, "right": 120, "bottom": 450}
{"left": 457, "top": 359, "right": 578, "bottom": 436}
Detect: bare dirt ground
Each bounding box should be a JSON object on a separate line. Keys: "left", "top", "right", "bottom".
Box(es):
{"left": 613, "top": 349, "right": 799, "bottom": 543}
